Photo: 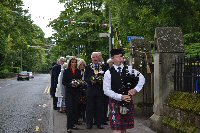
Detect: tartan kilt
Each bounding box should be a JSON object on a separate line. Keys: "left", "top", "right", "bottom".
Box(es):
{"left": 109, "top": 98, "right": 134, "bottom": 130}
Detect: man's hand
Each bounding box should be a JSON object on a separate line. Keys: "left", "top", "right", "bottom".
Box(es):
{"left": 128, "top": 89, "right": 137, "bottom": 96}
{"left": 121, "top": 95, "right": 131, "bottom": 102}
{"left": 91, "top": 80, "right": 96, "bottom": 84}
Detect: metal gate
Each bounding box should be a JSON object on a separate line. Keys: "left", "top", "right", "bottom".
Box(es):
{"left": 174, "top": 55, "right": 200, "bottom": 94}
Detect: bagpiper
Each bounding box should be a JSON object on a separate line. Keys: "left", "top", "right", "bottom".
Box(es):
{"left": 103, "top": 49, "right": 145, "bottom": 133}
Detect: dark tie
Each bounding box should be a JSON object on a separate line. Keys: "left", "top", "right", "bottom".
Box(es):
{"left": 94, "top": 64, "right": 98, "bottom": 69}
{"left": 117, "top": 67, "right": 122, "bottom": 75}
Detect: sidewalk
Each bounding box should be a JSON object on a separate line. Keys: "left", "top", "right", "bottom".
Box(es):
{"left": 49, "top": 105, "right": 156, "bottom": 133}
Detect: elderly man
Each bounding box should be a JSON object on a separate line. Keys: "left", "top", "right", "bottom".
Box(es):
{"left": 97, "top": 52, "right": 104, "bottom": 64}
{"left": 84, "top": 52, "right": 106, "bottom": 129}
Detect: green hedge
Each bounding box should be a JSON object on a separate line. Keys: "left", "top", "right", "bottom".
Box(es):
{"left": 162, "top": 117, "right": 198, "bottom": 133}
{"left": 0, "top": 69, "right": 15, "bottom": 79}
{"left": 166, "top": 91, "right": 200, "bottom": 115}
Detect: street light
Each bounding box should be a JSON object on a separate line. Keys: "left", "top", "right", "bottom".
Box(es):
{"left": 20, "top": 49, "right": 22, "bottom": 71}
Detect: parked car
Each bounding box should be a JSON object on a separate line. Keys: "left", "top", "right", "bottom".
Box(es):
{"left": 17, "top": 71, "right": 29, "bottom": 81}
{"left": 28, "top": 72, "right": 34, "bottom": 78}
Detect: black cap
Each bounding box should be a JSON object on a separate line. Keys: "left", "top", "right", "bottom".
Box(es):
{"left": 110, "top": 49, "right": 124, "bottom": 57}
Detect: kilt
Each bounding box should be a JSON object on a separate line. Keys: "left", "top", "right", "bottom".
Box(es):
{"left": 109, "top": 98, "right": 134, "bottom": 130}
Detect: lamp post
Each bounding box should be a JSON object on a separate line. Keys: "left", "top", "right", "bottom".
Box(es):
{"left": 109, "top": 10, "right": 114, "bottom": 57}
{"left": 20, "top": 49, "right": 22, "bottom": 71}
{"left": 99, "top": 10, "right": 114, "bottom": 58}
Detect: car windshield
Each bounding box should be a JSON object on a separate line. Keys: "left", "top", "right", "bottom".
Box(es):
{"left": 20, "top": 71, "right": 28, "bottom": 74}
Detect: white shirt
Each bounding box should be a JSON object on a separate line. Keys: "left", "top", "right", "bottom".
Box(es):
{"left": 103, "top": 64, "right": 145, "bottom": 101}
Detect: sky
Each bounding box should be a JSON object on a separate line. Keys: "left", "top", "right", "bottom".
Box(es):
{"left": 23, "top": 0, "right": 65, "bottom": 38}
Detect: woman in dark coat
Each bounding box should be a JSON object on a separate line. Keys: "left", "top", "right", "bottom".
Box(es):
{"left": 62, "top": 57, "right": 82, "bottom": 133}
{"left": 77, "top": 59, "right": 87, "bottom": 122}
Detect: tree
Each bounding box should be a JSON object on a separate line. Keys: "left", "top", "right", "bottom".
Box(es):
{"left": 49, "top": 0, "right": 109, "bottom": 63}
{"left": 103, "top": 0, "right": 200, "bottom": 55}
{"left": 0, "top": 0, "right": 48, "bottom": 74}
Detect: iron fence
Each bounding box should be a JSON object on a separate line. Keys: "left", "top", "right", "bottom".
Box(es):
{"left": 174, "top": 55, "right": 200, "bottom": 94}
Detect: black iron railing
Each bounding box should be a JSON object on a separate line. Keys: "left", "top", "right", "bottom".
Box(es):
{"left": 174, "top": 56, "right": 200, "bottom": 94}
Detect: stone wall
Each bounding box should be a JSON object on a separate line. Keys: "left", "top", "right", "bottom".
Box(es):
{"left": 150, "top": 27, "right": 185, "bottom": 132}
{"left": 162, "top": 105, "right": 200, "bottom": 133}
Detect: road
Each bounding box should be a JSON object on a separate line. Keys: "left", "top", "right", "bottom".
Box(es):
{"left": 0, "top": 74, "right": 156, "bottom": 133}
{"left": 0, "top": 74, "right": 51, "bottom": 133}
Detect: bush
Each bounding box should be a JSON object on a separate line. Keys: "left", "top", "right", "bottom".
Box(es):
{"left": 166, "top": 91, "right": 200, "bottom": 115}
{"left": 184, "top": 32, "right": 200, "bottom": 45}
{"left": 0, "top": 69, "right": 9, "bottom": 78}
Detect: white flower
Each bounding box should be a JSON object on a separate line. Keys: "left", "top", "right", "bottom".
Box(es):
{"left": 99, "top": 71, "right": 104, "bottom": 74}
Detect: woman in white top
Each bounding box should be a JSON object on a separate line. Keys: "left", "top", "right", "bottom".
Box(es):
{"left": 56, "top": 62, "right": 68, "bottom": 113}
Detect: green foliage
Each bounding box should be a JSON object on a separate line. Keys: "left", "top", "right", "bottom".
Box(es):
{"left": 184, "top": 32, "right": 200, "bottom": 58}
{"left": 184, "top": 32, "right": 200, "bottom": 45}
{"left": 49, "top": 0, "right": 200, "bottom": 62}
{"left": 185, "top": 43, "right": 200, "bottom": 58}
{"left": 49, "top": 0, "right": 109, "bottom": 63}
{"left": 166, "top": 91, "right": 200, "bottom": 115}
{"left": 0, "top": 69, "right": 10, "bottom": 78}
{"left": 162, "top": 117, "right": 198, "bottom": 133}
{"left": 103, "top": 0, "right": 200, "bottom": 48}
{"left": 0, "top": 0, "right": 48, "bottom": 75}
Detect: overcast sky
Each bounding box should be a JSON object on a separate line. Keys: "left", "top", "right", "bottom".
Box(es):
{"left": 23, "top": 0, "right": 65, "bottom": 38}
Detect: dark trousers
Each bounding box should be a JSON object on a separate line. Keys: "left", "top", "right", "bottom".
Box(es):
{"left": 86, "top": 96, "right": 104, "bottom": 126}
{"left": 103, "top": 96, "right": 109, "bottom": 122}
{"left": 78, "top": 103, "right": 86, "bottom": 122}
{"left": 50, "top": 87, "right": 58, "bottom": 109}
{"left": 66, "top": 92, "right": 79, "bottom": 129}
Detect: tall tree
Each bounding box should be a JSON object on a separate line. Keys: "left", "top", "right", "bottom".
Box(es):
{"left": 50, "top": 0, "right": 109, "bottom": 63}
{"left": 0, "top": 0, "right": 48, "bottom": 73}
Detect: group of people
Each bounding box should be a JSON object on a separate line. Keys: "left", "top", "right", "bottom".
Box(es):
{"left": 50, "top": 49, "right": 145, "bottom": 133}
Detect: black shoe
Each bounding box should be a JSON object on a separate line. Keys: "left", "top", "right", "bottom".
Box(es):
{"left": 97, "top": 125, "right": 104, "bottom": 129}
{"left": 53, "top": 107, "right": 59, "bottom": 110}
{"left": 75, "top": 121, "right": 82, "bottom": 125}
{"left": 67, "top": 129, "right": 72, "bottom": 133}
{"left": 86, "top": 125, "right": 92, "bottom": 129}
{"left": 103, "top": 122, "right": 108, "bottom": 125}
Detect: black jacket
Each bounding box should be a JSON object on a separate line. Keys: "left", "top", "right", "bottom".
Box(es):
{"left": 50, "top": 64, "right": 61, "bottom": 89}
{"left": 84, "top": 63, "right": 106, "bottom": 96}
{"left": 62, "top": 68, "right": 82, "bottom": 93}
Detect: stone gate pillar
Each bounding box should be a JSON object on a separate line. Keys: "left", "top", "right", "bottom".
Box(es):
{"left": 150, "top": 27, "right": 185, "bottom": 131}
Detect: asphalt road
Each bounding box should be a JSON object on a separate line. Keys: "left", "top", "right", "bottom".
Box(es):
{"left": 0, "top": 74, "right": 51, "bottom": 133}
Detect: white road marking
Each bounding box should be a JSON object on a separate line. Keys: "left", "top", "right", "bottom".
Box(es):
{"left": 44, "top": 86, "right": 48, "bottom": 93}
{"left": 35, "top": 126, "right": 40, "bottom": 132}
{"left": 47, "top": 87, "right": 50, "bottom": 94}
{"left": 42, "top": 104, "right": 47, "bottom": 107}
{"left": 44, "top": 86, "right": 50, "bottom": 94}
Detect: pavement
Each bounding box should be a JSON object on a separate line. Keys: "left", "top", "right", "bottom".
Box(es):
{"left": 48, "top": 100, "right": 156, "bottom": 133}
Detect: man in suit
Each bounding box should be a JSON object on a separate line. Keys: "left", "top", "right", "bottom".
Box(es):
{"left": 85, "top": 52, "right": 106, "bottom": 129}
{"left": 97, "top": 52, "right": 109, "bottom": 125}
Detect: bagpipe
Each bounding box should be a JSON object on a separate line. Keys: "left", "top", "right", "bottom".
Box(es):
{"left": 119, "top": 66, "right": 140, "bottom": 115}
